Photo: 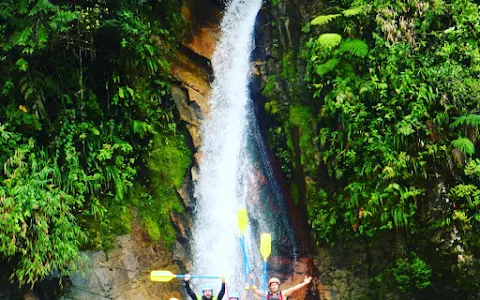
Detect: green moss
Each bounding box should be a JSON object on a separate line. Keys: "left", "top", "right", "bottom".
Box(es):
{"left": 146, "top": 134, "right": 191, "bottom": 188}
{"left": 271, "top": 0, "right": 280, "bottom": 6}
{"left": 281, "top": 51, "right": 296, "bottom": 81}
{"left": 143, "top": 215, "right": 161, "bottom": 241}
{"left": 262, "top": 75, "right": 278, "bottom": 99}
{"left": 289, "top": 105, "right": 316, "bottom": 172}
{"left": 81, "top": 198, "right": 133, "bottom": 252}
{"left": 130, "top": 133, "right": 191, "bottom": 246}
{"left": 107, "top": 203, "right": 132, "bottom": 235}
{"left": 289, "top": 105, "right": 310, "bottom": 126}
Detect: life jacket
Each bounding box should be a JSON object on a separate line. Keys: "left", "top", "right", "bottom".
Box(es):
{"left": 267, "top": 291, "right": 283, "bottom": 300}
{"left": 195, "top": 296, "right": 218, "bottom": 300}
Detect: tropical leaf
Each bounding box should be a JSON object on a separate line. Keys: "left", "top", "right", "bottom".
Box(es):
{"left": 317, "top": 33, "right": 342, "bottom": 48}
{"left": 315, "top": 58, "right": 339, "bottom": 76}
{"left": 343, "top": 6, "right": 365, "bottom": 16}
{"left": 311, "top": 14, "right": 342, "bottom": 26}
{"left": 450, "top": 114, "right": 480, "bottom": 128}
{"left": 452, "top": 137, "right": 475, "bottom": 155}
{"left": 338, "top": 39, "right": 369, "bottom": 57}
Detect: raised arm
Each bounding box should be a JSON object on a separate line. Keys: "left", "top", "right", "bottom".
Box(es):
{"left": 251, "top": 285, "right": 267, "bottom": 297}
{"left": 281, "top": 276, "right": 312, "bottom": 298}
{"left": 217, "top": 278, "right": 226, "bottom": 300}
{"left": 248, "top": 274, "right": 266, "bottom": 298}
{"left": 184, "top": 275, "right": 198, "bottom": 300}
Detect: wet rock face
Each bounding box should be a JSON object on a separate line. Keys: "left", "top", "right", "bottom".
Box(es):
{"left": 169, "top": 0, "right": 221, "bottom": 152}
{"left": 181, "top": 0, "right": 222, "bottom": 60}
{"left": 61, "top": 222, "right": 184, "bottom": 300}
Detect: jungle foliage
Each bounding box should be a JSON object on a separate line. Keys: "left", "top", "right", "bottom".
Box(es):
{"left": 264, "top": 0, "right": 480, "bottom": 298}
{"left": 0, "top": 0, "right": 188, "bottom": 287}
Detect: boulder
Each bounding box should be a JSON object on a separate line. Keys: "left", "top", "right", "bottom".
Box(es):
{"left": 61, "top": 222, "right": 183, "bottom": 300}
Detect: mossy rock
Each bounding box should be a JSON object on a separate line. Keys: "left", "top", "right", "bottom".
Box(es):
{"left": 129, "top": 133, "right": 191, "bottom": 247}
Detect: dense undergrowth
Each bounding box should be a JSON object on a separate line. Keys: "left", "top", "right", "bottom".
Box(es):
{"left": 263, "top": 0, "right": 480, "bottom": 298}
{"left": 0, "top": 0, "right": 190, "bottom": 287}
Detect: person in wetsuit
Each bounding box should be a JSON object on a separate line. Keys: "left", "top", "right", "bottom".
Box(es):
{"left": 252, "top": 275, "right": 312, "bottom": 299}
{"left": 184, "top": 274, "right": 226, "bottom": 300}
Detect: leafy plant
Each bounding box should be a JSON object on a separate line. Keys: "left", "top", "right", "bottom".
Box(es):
{"left": 392, "top": 252, "right": 432, "bottom": 293}
{"left": 0, "top": 0, "right": 185, "bottom": 286}
{"left": 452, "top": 137, "right": 475, "bottom": 156}
{"left": 311, "top": 14, "right": 341, "bottom": 26}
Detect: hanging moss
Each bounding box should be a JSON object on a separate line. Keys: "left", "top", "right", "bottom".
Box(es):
{"left": 281, "top": 51, "right": 297, "bottom": 82}
{"left": 130, "top": 133, "right": 191, "bottom": 246}
{"left": 289, "top": 105, "right": 316, "bottom": 172}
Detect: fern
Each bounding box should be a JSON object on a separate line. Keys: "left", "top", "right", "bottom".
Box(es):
{"left": 315, "top": 58, "right": 339, "bottom": 76}
{"left": 311, "top": 14, "right": 342, "bottom": 26}
{"left": 338, "top": 39, "right": 369, "bottom": 57}
{"left": 450, "top": 114, "right": 480, "bottom": 128}
{"left": 133, "top": 120, "right": 156, "bottom": 138}
{"left": 343, "top": 6, "right": 365, "bottom": 17}
{"left": 19, "top": 72, "right": 46, "bottom": 117}
{"left": 435, "top": 112, "right": 450, "bottom": 126}
{"left": 452, "top": 137, "right": 475, "bottom": 155}
{"left": 318, "top": 33, "right": 342, "bottom": 48}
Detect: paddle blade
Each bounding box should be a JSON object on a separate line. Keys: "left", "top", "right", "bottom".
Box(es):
{"left": 150, "top": 270, "right": 176, "bottom": 282}
{"left": 237, "top": 208, "right": 248, "bottom": 233}
{"left": 260, "top": 233, "right": 272, "bottom": 260}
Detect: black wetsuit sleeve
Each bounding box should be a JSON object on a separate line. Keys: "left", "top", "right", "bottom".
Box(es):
{"left": 217, "top": 282, "right": 226, "bottom": 299}
{"left": 185, "top": 281, "right": 197, "bottom": 300}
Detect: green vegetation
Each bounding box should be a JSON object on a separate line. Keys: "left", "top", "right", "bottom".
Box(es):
{"left": 392, "top": 252, "right": 432, "bottom": 293}
{"left": 130, "top": 134, "right": 190, "bottom": 246}
{"left": 303, "top": 0, "right": 480, "bottom": 242}
{"left": 264, "top": 0, "right": 480, "bottom": 297}
{"left": 0, "top": 0, "right": 187, "bottom": 287}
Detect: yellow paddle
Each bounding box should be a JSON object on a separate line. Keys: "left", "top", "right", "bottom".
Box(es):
{"left": 260, "top": 233, "right": 272, "bottom": 299}
{"left": 260, "top": 233, "right": 272, "bottom": 261}
{"left": 237, "top": 208, "right": 248, "bottom": 234}
{"left": 237, "top": 208, "right": 251, "bottom": 283}
{"left": 150, "top": 270, "right": 219, "bottom": 282}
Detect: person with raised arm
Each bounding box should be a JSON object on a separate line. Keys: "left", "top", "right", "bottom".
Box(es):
{"left": 184, "top": 274, "right": 226, "bottom": 300}
{"left": 251, "top": 276, "right": 312, "bottom": 300}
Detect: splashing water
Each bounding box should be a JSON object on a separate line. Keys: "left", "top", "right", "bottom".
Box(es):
{"left": 191, "top": 0, "right": 297, "bottom": 293}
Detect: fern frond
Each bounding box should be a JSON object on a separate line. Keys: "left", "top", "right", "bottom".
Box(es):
{"left": 450, "top": 114, "right": 480, "bottom": 128}
{"left": 338, "top": 39, "right": 369, "bottom": 57}
{"left": 452, "top": 137, "right": 475, "bottom": 156}
{"left": 133, "top": 120, "right": 156, "bottom": 138}
{"left": 343, "top": 6, "right": 365, "bottom": 17}
{"left": 18, "top": 72, "right": 46, "bottom": 117}
{"left": 435, "top": 112, "right": 450, "bottom": 126}
{"left": 315, "top": 58, "right": 339, "bottom": 76}
{"left": 317, "top": 33, "right": 342, "bottom": 48}
{"left": 311, "top": 14, "right": 341, "bottom": 26}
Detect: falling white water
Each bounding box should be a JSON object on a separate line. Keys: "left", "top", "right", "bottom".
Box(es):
{"left": 191, "top": 0, "right": 296, "bottom": 294}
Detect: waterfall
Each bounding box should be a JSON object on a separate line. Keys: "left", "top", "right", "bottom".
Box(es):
{"left": 191, "top": 0, "right": 296, "bottom": 294}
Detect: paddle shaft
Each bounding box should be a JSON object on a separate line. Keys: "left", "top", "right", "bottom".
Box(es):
{"left": 239, "top": 236, "right": 250, "bottom": 283}
{"left": 262, "top": 260, "right": 268, "bottom": 300}
{"left": 177, "top": 275, "right": 220, "bottom": 279}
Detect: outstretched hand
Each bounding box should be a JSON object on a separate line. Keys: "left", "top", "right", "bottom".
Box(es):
{"left": 304, "top": 276, "right": 312, "bottom": 284}
{"left": 184, "top": 274, "right": 191, "bottom": 281}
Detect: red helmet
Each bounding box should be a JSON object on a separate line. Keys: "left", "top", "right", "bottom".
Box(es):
{"left": 268, "top": 277, "right": 281, "bottom": 286}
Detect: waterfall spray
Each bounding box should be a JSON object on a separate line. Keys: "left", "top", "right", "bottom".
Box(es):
{"left": 191, "top": 0, "right": 296, "bottom": 293}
